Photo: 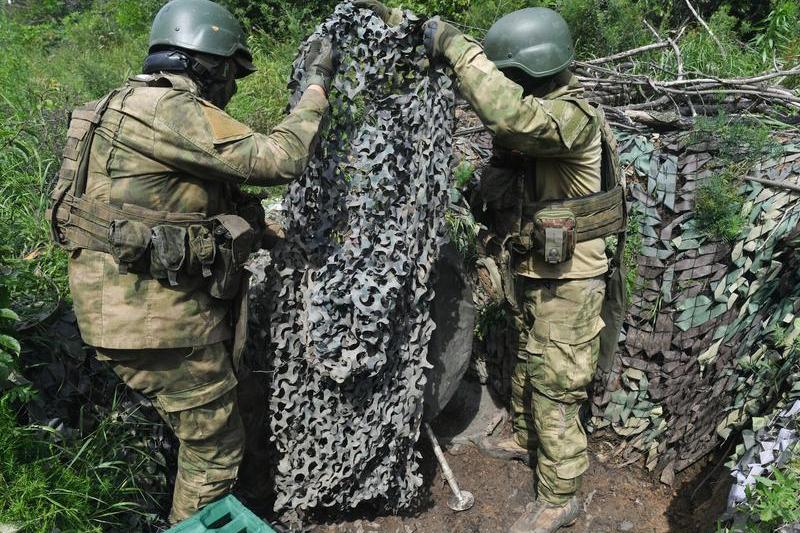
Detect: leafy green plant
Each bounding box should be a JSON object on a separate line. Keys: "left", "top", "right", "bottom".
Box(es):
{"left": 445, "top": 208, "right": 480, "bottom": 264}
{"left": 475, "top": 300, "right": 506, "bottom": 342}
{"left": 694, "top": 171, "right": 746, "bottom": 243}
{"left": 753, "top": 0, "right": 800, "bottom": 63}
{"left": 679, "top": 6, "right": 768, "bottom": 78}
{"left": 453, "top": 161, "right": 475, "bottom": 189}
{"left": 744, "top": 464, "right": 800, "bottom": 531}
{"left": 692, "top": 114, "right": 784, "bottom": 165}
{"left": 385, "top": 0, "right": 471, "bottom": 24}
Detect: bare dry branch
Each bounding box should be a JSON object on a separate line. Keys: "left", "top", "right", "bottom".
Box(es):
{"left": 683, "top": 0, "right": 725, "bottom": 56}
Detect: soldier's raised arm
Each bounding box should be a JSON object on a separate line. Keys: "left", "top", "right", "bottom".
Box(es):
{"left": 422, "top": 14, "right": 598, "bottom": 157}
{"left": 142, "top": 38, "right": 334, "bottom": 186}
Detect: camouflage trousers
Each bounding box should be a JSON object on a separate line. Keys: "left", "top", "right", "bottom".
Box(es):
{"left": 96, "top": 342, "right": 251, "bottom": 524}
{"left": 509, "top": 276, "right": 606, "bottom": 505}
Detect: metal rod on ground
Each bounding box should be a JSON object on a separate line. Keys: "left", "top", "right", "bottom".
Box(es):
{"left": 423, "top": 423, "right": 475, "bottom": 512}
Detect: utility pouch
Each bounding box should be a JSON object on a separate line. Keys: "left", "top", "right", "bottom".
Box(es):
{"left": 150, "top": 225, "right": 188, "bottom": 286}
{"left": 235, "top": 194, "right": 266, "bottom": 251}
{"left": 108, "top": 220, "right": 151, "bottom": 274}
{"left": 534, "top": 208, "right": 577, "bottom": 264}
{"left": 187, "top": 224, "right": 216, "bottom": 278}
{"left": 208, "top": 215, "right": 254, "bottom": 301}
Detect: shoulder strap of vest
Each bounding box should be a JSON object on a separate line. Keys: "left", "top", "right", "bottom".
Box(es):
{"left": 48, "top": 89, "right": 119, "bottom": 248}
{"left": 72, "top": 90, "right": 119, "bottom": 198}
{"left": 594, "top": 104, "right": 623, "bottom": 193}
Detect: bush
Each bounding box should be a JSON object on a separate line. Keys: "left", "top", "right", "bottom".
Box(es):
{"left": 694, "top": 172, "right": 745, "bottom": 243}
{"left": 743, "top": 460, "right": 800, "bottom": 531}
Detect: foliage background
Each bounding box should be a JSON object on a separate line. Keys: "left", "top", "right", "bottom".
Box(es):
{"left": 0, "top": 0, "right": 798, "bottom": 530}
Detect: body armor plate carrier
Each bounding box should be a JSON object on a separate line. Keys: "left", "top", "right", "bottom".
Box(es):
{"left": 47, "top": 87, "right": 261, "bottom": 300}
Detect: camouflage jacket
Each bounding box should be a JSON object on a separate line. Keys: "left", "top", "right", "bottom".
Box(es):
{"left": 444, "top": 35, "right": 608, "bottom": 280}
{"left": 69, "top": 73, "right": 328, "bottom": 349}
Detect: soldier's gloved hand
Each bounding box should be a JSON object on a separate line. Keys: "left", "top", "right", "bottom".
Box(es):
{"left": 423, "top": 17, "right": 462, "bottom": 62}
{"left": 352, "top": 0, "right": 403, "bottom": 26}
{"left": 304, "top": 37, "right": 336, "bottom": 95}
{"left": 353, "top": 0, "right": 390, "bottom": 21}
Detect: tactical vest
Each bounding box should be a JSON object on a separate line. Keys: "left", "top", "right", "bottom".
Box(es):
{"left": 486, "top": 103, "right": 626, "bottom": 265}
{"left": 47, "top": 81, "right": 264, "bottom": 300}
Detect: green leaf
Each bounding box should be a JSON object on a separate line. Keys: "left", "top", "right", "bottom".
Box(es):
{"left": 0, "top": 350, "right": 14, "bottom": 366}
{"left": 755, "top": 475, "right": 775, "bottom": 487}
{"left": 0, "top": 308, "right": 19, "bottom": 323}
{"left": 0, "top": 334, "right": 21, "bottom": 355}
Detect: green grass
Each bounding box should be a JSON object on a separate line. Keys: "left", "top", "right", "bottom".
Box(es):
{"left": 0, "top": 394, "right": 166, "bottom": 532}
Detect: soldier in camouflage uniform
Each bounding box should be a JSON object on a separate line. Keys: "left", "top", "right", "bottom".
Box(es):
{"left": 358, "top": 3, "right": 626, "bottom": 532}
{"left": 49, "top": 0, "right": 334, "bottom": 523}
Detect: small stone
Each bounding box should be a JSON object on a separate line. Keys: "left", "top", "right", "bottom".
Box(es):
{"left": 620, "top": 520, "right": 635, "bottom": 531}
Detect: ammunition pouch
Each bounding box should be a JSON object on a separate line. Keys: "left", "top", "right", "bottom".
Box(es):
{"left": 512, "top": 185, "right": 625, "bottom": 264}
{"left": 208, "top": 215, "right": 255, "bottom": 301}
{"left": 150, "top": 225, "right": 188, "bottom": 286}
{"left": 108, "top": 219, "right": 151, "bottom": 274}
{"left": 187, "top": 224, "right": 216, "bottom": 278}
{"left": 533, "top": 208, "right": 577, "bottom": 264}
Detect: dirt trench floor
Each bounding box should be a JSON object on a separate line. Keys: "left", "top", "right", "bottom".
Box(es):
{"left": 311, "top": 435, "right": 730, "bottom": 533}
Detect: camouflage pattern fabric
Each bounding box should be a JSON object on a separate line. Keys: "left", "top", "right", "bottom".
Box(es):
{"left": 68, "top": 72, "right": 327, "bottom": 350}
{"left": 510, "top": 277, "right": 606, "bottom": 504}
{"left": 246, "top": 3, "right": 454, "bottom": 525}
{"left": 96, "top": 342, "right": 244, "bottom": 524}
{"left": 592, "top": 133, "right": 800, "bottom": 482}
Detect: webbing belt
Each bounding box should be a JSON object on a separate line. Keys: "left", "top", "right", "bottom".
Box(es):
{"left": 52, "top": 194, "right": 211, "bottom": 254}
{"left": 521, "top": 185, "right": 625, "bottom": 242}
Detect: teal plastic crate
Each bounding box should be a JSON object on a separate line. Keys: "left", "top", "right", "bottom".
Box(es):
{"left": 166, "top": 495, "right": 276, "bottom": 533}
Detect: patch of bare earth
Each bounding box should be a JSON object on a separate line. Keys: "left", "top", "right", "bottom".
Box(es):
{"left": 312, "top": 435, "right": 730, "bottom": 533}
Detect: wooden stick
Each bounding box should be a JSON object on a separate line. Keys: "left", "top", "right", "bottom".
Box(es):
{"left": 584, "top": 41, "right": 672, "bottom": 65}
{"left": 683, "top": 0, "right": 725, "bottom": 57}
{"left": 744, "top": 176, "right": 800, "bottom": 193}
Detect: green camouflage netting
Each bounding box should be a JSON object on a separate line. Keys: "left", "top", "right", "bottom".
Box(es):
{"left": 594, "top": 132, "right": 800, "bottom": 481}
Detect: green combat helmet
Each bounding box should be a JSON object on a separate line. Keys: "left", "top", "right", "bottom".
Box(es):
{"left": 149, "top": 0, "right": 255, "bottom": 77}
{"left": 484, "top": 7, "right": 574, "bottom": 78}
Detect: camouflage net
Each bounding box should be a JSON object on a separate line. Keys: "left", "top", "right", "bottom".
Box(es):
{"left": 247, "top": 3, "right": 454, "bottom": 525}
{"left": 727, "top": 395, "right": 799, "bottom": 517}
{"left": 591, "top": 134, "right": 800, "bottom": 482}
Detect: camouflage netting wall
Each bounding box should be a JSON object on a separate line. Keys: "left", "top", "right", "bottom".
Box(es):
{"left": 456, "top": 114, "right": 800, "bottom": 482}
{"left": 594, "top": 132, "right": 800, "bottom": 482}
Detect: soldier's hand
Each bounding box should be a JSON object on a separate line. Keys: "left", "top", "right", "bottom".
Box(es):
{"left": 304, "top": 37, "right": 336, "bottom": 95}
{"left": 352, "top": 0, "right": 391, "bottom": 21}
{"left": 423, "top": 17, "right": 462, "bottom": 62}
